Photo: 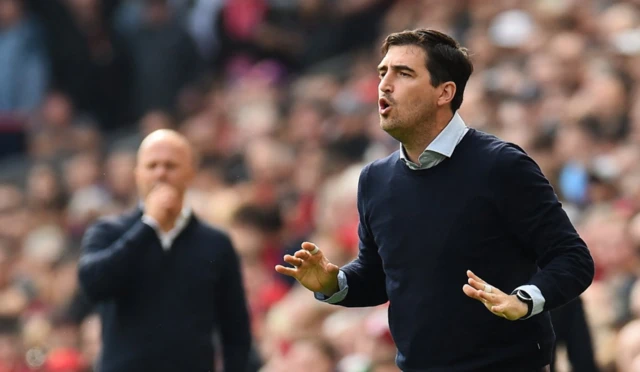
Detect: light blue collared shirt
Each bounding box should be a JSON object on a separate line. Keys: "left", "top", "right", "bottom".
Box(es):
{"left": 315, "top": 113, "right": 545, "bottom": 319}
{"left": 398, "top": 111, "right": 469, "bottom": 170}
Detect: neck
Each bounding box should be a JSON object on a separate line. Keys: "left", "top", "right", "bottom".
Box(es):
{"left": 403, "top": 110, "right": 454, "bottom": 163}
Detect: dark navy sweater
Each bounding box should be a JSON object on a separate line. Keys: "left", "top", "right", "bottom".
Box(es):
{"left": 78, "top": 210, "right": 251, "bottom": 372}
{"left": 337, "top": 129, "right": 594, "bottom": 371}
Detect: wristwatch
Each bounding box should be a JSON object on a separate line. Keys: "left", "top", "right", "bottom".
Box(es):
{"left": 515, "top": 289, "right": 533, "bottom": 319}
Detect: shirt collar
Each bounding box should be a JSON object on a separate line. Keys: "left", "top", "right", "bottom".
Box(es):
{"left": 172, "top": 206, "right": 192, "bottom": 235}
{"left": 399, "top": 112, "right": 468, "bottom": 162}
{"left": 138, "top": 201, "right": 193, "bottom": 226}
{"left": 138, "top": 202, "right": 192, "bottom": 250}
{"left": 175, "top": 206, "right": 192, "bottom": 224}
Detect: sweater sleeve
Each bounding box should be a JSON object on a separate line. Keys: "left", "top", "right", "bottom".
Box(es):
{"left": 77, "top": 219, "right": 156, "bottom": 302}
{"left": 337, "top": 164, "right": 389, "bottom": 307}
{"left": 491, "top": 144, "right": 595, "bottom": 311}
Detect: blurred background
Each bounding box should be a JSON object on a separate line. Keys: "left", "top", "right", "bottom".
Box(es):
{"left": 0, "top": 0, "right": 639, "bottom": 371}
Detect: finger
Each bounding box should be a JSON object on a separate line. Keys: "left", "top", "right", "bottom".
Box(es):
{"left": 275, "top": 265, "right": 298, "bottom": 277}
{"left": 467, "top": 270, "right": 486, "bottom": 284}
{"left": 147, "top": 184, "right": 159, "bottom": 196}
{"left": 467, "top": 278, "right": 486, "bottom": 291}
{"left": 294, "top": 250, "right": 311, "bottom": 260}
{"left": 301, "top": 242, "right": 319, "bottom": 254}
{"left": 152, "top": 182, "right": 172, "bottom": 194}
{"left": 475, "top": 281, "right": 506, "bottom": 296}
{"left": 160, "top": 194, "right": 178, "bottom": 207}
{"left": 283, "top": 255, "right": 302, "bottom": 267}
{"left": 163, "top": 187, "right": 180, "bottom": 199}
{"left": 478, "top": 290, "right": 500, "bottom": 304}
{"left": 488, "top": 285, "right": 506, "bottom": 296}
{"left": 151, "top": 182, "right": 167, "bottom": 191}
{"left": 462, "top": 284, "right": 483, "bottom": 301}
{"left": 145, "top": 184, "right": 162, "bottom": 201}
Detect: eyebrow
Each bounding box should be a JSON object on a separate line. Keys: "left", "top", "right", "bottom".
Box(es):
{"left": 377, "top": 64, "right": 417, "bottom": 75}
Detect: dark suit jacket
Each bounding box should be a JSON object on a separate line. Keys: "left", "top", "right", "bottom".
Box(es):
{"left": 78, "top": 208, "right": 252, "bottom": 372}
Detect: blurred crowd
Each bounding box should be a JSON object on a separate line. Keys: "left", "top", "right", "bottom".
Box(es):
{"left": 1, "top": 0, "right": 640, "bottom": 371}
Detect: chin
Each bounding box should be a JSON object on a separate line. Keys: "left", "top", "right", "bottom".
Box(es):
{"left": 381, "top": 118, "right": 412, "bottom": 142}
{"left": 380, "top": 117, "right": 398, "bottom": 132}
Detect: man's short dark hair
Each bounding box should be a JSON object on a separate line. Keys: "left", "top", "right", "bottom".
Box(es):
{"left": 381, "top": 29, "right": 473, "bottom": 112}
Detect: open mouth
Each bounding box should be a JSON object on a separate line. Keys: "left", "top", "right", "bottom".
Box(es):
{"left": 379, "top": 98, "right": 392, "bottom": 115}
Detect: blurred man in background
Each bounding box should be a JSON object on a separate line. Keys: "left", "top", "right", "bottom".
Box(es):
{"left": 77, "top": 129, "right": 252, "bottom": 372}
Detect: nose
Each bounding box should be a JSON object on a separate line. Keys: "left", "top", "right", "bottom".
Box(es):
{"left": 153, "top": 165, "right": 169, "bottom": 181}
{"left": 379, "top": 75, "right": 393, "bottom": 94}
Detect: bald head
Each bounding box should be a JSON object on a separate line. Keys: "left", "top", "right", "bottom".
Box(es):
{"left": 138, "top": 129, "right": 192, "bottom": 161}
{"left": 135, "top": 129, "right": 196, "bottom": 199}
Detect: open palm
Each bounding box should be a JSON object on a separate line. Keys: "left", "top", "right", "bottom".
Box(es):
{"left": 275, "top": 242, "right": 340, "bottom": 296}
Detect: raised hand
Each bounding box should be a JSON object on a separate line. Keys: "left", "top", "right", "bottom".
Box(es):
{"left": 275, "top": 242, "right": 341, "bottom": 297}
{"left": 462, "top": 270, "right": 528, "bottom": 321}
{"left": 144, "top": 183, "right": 182, "bottom": 232}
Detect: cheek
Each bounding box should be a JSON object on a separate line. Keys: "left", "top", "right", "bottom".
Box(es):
{"left": 417, "top": 92, "right": 437, "bottom": 111}
{"left": 400, "top": 95, "right": 426, "bottom": 118}
{"left": 401, "top": 89, "right": 427, "bottom": 108}
{"left": 139, "top": 171, "right": 156, "bottom": 183}
{"left": 137, "top": 171, "right": 160, "bottom": 190}
{"left": 167, "top": 171, "right": 190, "bottom": 188}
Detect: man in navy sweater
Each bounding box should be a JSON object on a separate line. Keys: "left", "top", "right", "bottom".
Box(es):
{"left": 78, "top": 130, "right": 252, "bottom": 372}
{"left": 276, "top": 29, "right": 595, "bottom": 371}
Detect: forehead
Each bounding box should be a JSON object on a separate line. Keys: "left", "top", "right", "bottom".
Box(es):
{"left": 378, "top": 45, "right": 428, "bottom": 71}
{"left": 138, "top": 139, "right": 190, "bottom": 162}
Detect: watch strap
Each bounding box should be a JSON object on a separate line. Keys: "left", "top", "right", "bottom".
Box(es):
{"left": 515, "top": 289, "right": 534, "bottom": 318}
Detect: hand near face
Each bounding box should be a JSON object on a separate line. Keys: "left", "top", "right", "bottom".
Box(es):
{"left": 144, "top": 183, "right": 182, "bottom": 232}
{"left": 134, "top": 129, "right": 195, "bottom": 230}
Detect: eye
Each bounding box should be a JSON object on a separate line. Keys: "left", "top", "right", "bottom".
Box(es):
{"left": 399, "top": 72, "right": 411, "bottom": 77}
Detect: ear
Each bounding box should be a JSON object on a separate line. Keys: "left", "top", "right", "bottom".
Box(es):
{"left": 437, "top": 82, "right": 456, "bottom": 108}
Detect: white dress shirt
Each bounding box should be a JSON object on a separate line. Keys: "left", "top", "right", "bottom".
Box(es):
{"left": 141, "top": 206, "right": 192, "bottom": 251}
